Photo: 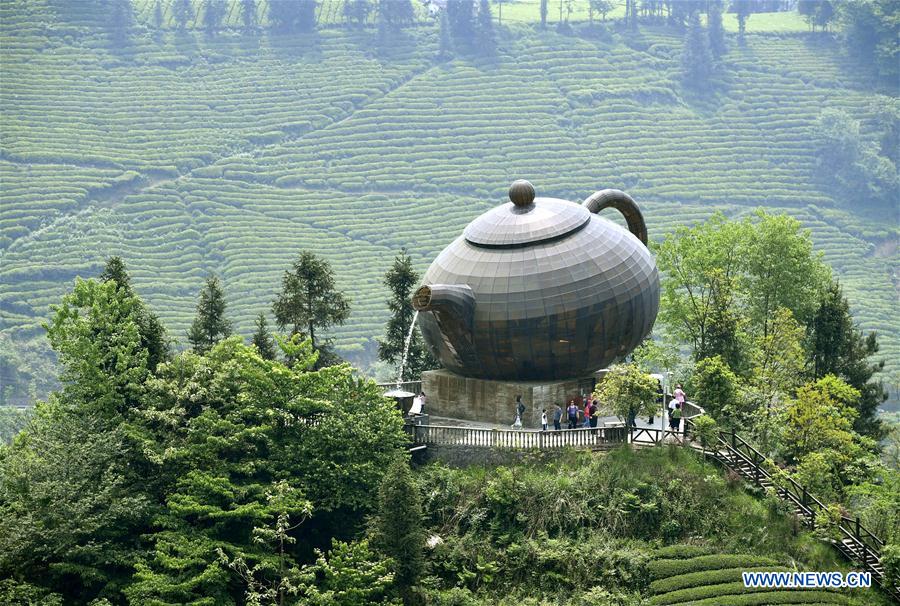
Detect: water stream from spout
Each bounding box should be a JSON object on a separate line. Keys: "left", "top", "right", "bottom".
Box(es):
{"left": 396, "top": 310, "right": 419, "bottom": 389}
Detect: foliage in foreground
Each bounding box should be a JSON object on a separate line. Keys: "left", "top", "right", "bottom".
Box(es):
{"left": 0, "top": 277, "right": 408, "bottom": 604}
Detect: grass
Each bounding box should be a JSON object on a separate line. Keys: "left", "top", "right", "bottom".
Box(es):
{"left": 0, "top": 1, "right": 896, "bottom": 403}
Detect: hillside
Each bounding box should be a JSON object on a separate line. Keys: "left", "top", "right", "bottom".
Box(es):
{"left": 1, "top": 0, "right": 897, "bottom": 402}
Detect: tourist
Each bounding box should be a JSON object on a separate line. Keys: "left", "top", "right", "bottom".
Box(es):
{"left": 626, "top": 406, "right": 637, "bottom": 429}
{"left": 419, "top": 391, "right": 427, "bottom": 414}
{"left": 649, "top": 379, "right": 663, "bottom": 425}
{"left": 541, "top": 409, "right": 548, "bottom": 431}
{"left": 567, "top": 400, "right": 578, "bottom": 429}
{"left": 515, "top": 395, "right": 526, "bottom": 426}
{"left": 582, "top": 396, "right": 591, "bottom": 428}
{"left": 670, "top": 403, "right": 682, "bottom": 434}
{"left": 674, "top": 384, "right": 686, "bottom": 407}
{"left": 589, "top": 399, "right": 598, "bottom": 430}
{"left": 553, "top": 404, "right": 563, "bottom": 431}
{"left": 408, "top": 393, "right": 423, "bottom": 416}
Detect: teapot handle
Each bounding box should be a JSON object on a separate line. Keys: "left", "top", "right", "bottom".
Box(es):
{"left": 582, "top": 189, "right": 648, "bottom": 246}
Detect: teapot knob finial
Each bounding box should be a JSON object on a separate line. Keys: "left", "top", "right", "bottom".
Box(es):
{"left": 509, "top": 180, "right": 535, "bottom": 208}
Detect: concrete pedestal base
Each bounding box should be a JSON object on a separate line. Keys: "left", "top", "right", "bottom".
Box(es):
{"left": 421, "top": 369, "right": 605, "bottom": 429}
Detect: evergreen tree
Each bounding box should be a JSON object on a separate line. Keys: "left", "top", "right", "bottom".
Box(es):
{"left": 109, "top": 0, "right": 133, "bottom": 40}
{"left": 268, "top": 0, "right": 306, "bottom": 31}
{"left": 241, "top": 0, "right": 256, "bottom": 29}
{"left": 540, "top": 0, "right": 548, "bottom": 28}
{"left": 298, "top": 0, "right": 317, "bottom": 32}
{"left": 378, "top": 0, "right": 414, "bottom": 29}
{"left": 447, "top": 0, "right": 475, "bottom": 41}
{"left": 808, "top": 280, "right": 887, "bottom": 439}
{"left": 99, "top": 256, "right": 132, "bottom": 291}
{"left": 476, "top": 0, "right": 494, "bottom": 50}
{"left": 681, "top": 11, "right": 712, "bottom": 87}
{"left": 154, "top": 0, "right": 164, "bottom": 28}
{"left": 707, "top": 0, "right": 726, "bottom": 58}
{"left": 188, "top": 275, "right": 232, "bottom": 354}
{"left": 437, "top": 9, "right": 453, "bottom": 61}
{"left": 372, "top": 458, "right": 424, "bottom": 604}
{"left": 344, "top": 0, "right": 371, "bottom": 26}
{"left": 377, "top": 250, "right": 438, "bottom": 381}
{"left": 99, "top": 257, "right": 170, "bottom": 372}
{"left": 733, "top": 0, "right": 751, "bottom": 43}
{"left": 173, "top": 0, "right": 193, "bottom": 30}
{"left": 272, "top": 251, "right": 350, "bottom": 356}
{"left": 251, "top": 313, "right": 276, "bottom": 360}
{"left": 268, "top": 0, "right": 292, "bottom": 31}
{"left": 202, "top": 0, "right": 224, "bottom": 35}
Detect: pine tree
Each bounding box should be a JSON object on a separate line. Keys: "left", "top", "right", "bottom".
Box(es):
{"left": 707, "top": 0, "right": 726, "bottom": 58}
{"left": 808, "top": 280, "right": 887, "bottom": 439}
{"left": 377, "top": 250, "right": 438, "bottom": 381}
{"left": 378, "top": 0, "right": 413, "bottom": 29}
{"left": 99, "top": 257, "right": 170, "bottom": 372}
{"left": 681, "top": 11, "right": 712, "bottom": 87}
{"left": 188, "top": 275, "right": 232, "bottom": 354}
{"left": 173, "top": 0, "right": 193, "bottom": 30}
{"left": 344, "top": 0, "right": 371, "bottom": 26}
{"left": 202, "top": 0, "right": 224, "bottom": 35}
{"left": 99, "top": 256, "right": 131, "bottom": 292}
{"left": 297, "top": 0, "right": 317, "bottom": 32}
{"left": 251, "top": 313, "right": 276, "bottom": 361}
{"left": 241, "top": 0, "right": 256, "bottom": 29}
{"left": 153, "top": 0, "right": 164, "bottom": 28}
{"left": 733, "top": 0, "right": 751, "bottom": 43}
{"left": 372, "top": 458, "right": 424, "bottom": 604}
{"left": 272, "top": 251, "right": 350, "bottom": 355}
{"left": 438, "top": 10, "right": 453, "bottom": 61}
{"left": 109, "top": 0, "right": 133, "bottom": 43}
{"left": 447, "top": 0, "right": 475, "bottom": 41}
{"left": 476, "top": 0, "right": 494, "bottom": 50}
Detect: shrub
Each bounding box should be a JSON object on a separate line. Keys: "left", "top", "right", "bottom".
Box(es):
{"left": 651, "top": 544, "right": 716, "bottom": 560}
{"left": 649, "top": 555, "right": 778, "bottom": 580}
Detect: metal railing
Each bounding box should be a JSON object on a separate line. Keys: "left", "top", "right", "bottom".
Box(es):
{"left": 406, "top": 423, "right": 633, "bottom": 450}
{"left": 686, "top": 420, "right": 899, "bottom": 600}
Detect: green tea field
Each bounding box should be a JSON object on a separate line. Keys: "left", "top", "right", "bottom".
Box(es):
{"left": 1, "top": 0, "right": 897, "bottom": 402}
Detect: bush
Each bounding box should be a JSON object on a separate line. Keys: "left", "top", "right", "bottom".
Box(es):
{"left": 677, "top": 589, "right": 852, "bottom": 605}
{"left": 649, "top": 555, "right": 778, "bottom": 580}
{"left": 649, "top": 566, "right": 790, "bottom": 595}
{"left": 651, "top": 544, "right": 716, "bottom": 560}
{"left": 691, "top": 415, "right": 719, "bottom": 449}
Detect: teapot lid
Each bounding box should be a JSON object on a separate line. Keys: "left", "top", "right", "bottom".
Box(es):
{"left": 464, "top": 180, "right": 591, "bottom": 248}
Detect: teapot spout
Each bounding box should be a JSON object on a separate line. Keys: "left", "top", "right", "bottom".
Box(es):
{"left": 412, "top": 284, "right": 478, "bottom": 368}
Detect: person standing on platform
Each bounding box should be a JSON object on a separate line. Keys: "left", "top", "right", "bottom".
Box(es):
{"left": 589, "top": 399, "right": 599, "bottom": 431}
{"left": 541, "top": 409, "right": 548, "bottom": 431}
{"left": 553, "top": 404, "right": 563, "bottom": 431}
{"left": 670, "top": 403, "right": 682, "bottom": 434}
{"left": 567, "top": 400, "right": 578, "bottom": 429}
{"left": 582, "top": 396, "right": 591, "bottom": 428}
{"left": 515, "top": 395, "right": 526, "bottom": 426}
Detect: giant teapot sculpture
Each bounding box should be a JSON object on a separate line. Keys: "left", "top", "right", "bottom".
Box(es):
{"left": 412, "top": 180, "right": 659, "bottom": 382}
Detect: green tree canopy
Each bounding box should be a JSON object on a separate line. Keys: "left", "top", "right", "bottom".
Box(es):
{"left": 372, "top": 458, "right": 425, "bottom": 604}
{"left": 251, "top": 312, "right": 277, "bottom": 361}
{"left": 377, "top": 250, "right": 438, "bottom": 381}
{"left": 188, "top": 274, "right": 232, "bottom": 354}
{"left": 273, "top": 251, "right": 350, "bottom": 363}
{"left": 99, "top": 256, "right": 170, "bottom": 372}
{"left": 594, "top": 363, "right": 659, "bottom": 422}
{"left": 808, "top": 280, "right": 887, "bottom": 439}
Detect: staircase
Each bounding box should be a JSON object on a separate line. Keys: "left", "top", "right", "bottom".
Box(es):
{"left": 692, "top": 422, "right": 899, "bottom": 602}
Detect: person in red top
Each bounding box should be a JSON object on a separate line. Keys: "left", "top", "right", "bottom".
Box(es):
{"left": 582, "top": 396, "right": 592, "bottom": 428}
